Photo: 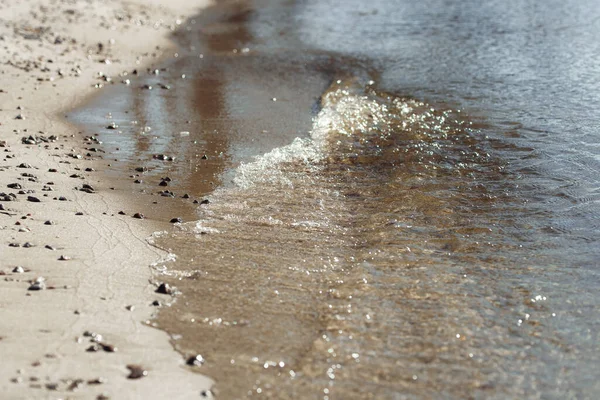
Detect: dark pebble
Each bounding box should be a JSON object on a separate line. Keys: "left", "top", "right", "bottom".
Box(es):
{"left": 118, "top": 211, "right": 126, "bottom": 215}
{"left": 27, "top": 196, "right": 41, "bottom": 202}
{"left": 45, "top": 245, "right": 56, "bottom": 250}
{"left": 44, "top": 220, "right": 55, "bottom": 225}
{"left": 86, "top": 344, "right": 100, "bottom": 352}
{"left": 200, "top": 199, "right": 210, "bottom": 205}
{"left": 23, "top": 242, "right": 34, "bottom": 248}
{"left": 151, "top": 300, "right": 161, "bottom": 306}
{"left": 170, "top": 217, "right": 182, "bottom": 223}
{"left": 7, "top": 183, "right": 22, "bottom": 189}
{"left": 106, "top": 122, "right": 118, "bottom": 130}
{"left": 48, "top": 168, "right": 58, "bottom": 172}
{"left": 155, "top": 283, "right": 173, "bottom": 295}
{"left": 182, "top": 193, "right": 190, "bottom": 199}
{"left": 186, "top": 354, "right": 205, "bottom": 367}
{"left": 126, "top": 364, "right": 148, "bottom": 379}
{"left": 75, "top": 212, "right": 84, "bottom": 216}
{"left": 158, "top": 180, "right": 168, "bottom": 187}
{"left": 133, "top": 213, "right": 144, "bottom": 219}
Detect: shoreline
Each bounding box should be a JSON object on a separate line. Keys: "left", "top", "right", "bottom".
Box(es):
{"left": 0, "top": 0, "right": 214, "bottom": 398}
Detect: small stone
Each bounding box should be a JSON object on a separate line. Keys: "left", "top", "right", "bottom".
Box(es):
{"left": 58, "top": 255, "right": 71, "bottom": 261}
{"left": 126, "top": 364, "right": 148, "bottom": 379}
{"left": 106, "top": 122, "right": 118, "bottom": 130}
{"left": 12, "top": 266, "right": 25, "bottom": 273}
{"left": 133, "top": 213, "right": 144, "bottom": 219}
{"left": 45, "top": 245, "right": 56, "bottom": 250}
{"left": 118, "top": 211, "right": 126, "bottom": 215}
{"left": 75, "top": 212, "right": 84, "bottom": 216}
{"left": 17, "top": 163, "right": 32, "bottom": 168}
{"left": 23, "top": 242, "right": 34, "bottom": 248}
{"left": 48, "top": 168, "right": 58, "bottom": 172}
{"left": 155, "top": 283, "right": 173, "bottom": 295}
{"left": 125, "top": 305, "right": 134, "bottom": 311}
{"left": 27, "top": 196, "right": 41, "bottom": 203}
{"left": 170, "top": 217, "right": 182, "bottom": 223}
{"left": 158, "top": 180, "right": 168, "bottom": 187}
{"left": 100, "top": 343, "right": 117, "bottom": 352}
{"left": 182, "top": 193, "right": 190, "bottom": 199}
{"left": 151, "top": 300, "right": 161, "bottom": 306}
{"left": 28, "top": 278, "right": 46, "bottom": 291}
{"left": 44, "top": 220, "right": 55, "bottom": 225}
{"left": 7, "top": 183, "right": 22, "bottom": 189}
{"left": 87, "top": 377, "right": 107, "bottom": 385}
{"left": 86, "top": 344, "right": 100, "bottom": 352}
{"left": 186, "top": 354, "right": 205, "bottom": 367}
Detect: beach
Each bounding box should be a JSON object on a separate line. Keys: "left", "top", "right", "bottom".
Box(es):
{"left": 0, "top": 0, "right": 213, "bottom": 398}
{"left": 3, "top": 0, "right": 600, "bottom": 398}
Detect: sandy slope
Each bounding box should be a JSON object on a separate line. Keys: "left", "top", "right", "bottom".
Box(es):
{"left": 0, "top": 0, "right": 214, "bottom": 398}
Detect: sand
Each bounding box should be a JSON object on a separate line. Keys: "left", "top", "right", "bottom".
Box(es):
{"left": 0, "top": 0, "right": 214, "bottom": 398}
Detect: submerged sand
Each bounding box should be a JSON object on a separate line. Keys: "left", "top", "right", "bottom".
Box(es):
{"left": 0, "top": 0, "right": 213, "bottom": 398}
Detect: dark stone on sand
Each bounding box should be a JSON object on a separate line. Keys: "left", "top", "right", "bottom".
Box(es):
{"left": 12, "top": 266, "right": 25, "bottom": 273}
{"left": 1, "top": 192, "right": 18, "bottom": 201}
{"left": 45, "top": 245, "right": 56, "bottom": 250}
{"left": 8, "top": 183, "right": 22, "bottom": 189}
{"left": 155, "top": 283, "right": 173, "bottom": 295}
{"left": 85, "top": 168, "right": 95, "bottom": 172}
{"left": 200, "top": 199, "right": 210, "bottom": 205}
{"left": 200, "top": 390, "right": 214, "bottom": 399}
{"left": 87, "top": 378, "right": 107, "bottom": 385}
{"left": 186, "top": 354, "right": 205, "bottom": 367}
{"left": 118, "top": 211, "right": 126, "bottom": 215}
{"left": 23, "top": 242, "right": 34, "bottom": 248}
{"left": 100, "top": 343, "right": 117, "bottom": 352}
{"left": 133, "top": 213, "right": 144, "bottom": 219}
{"left": 182, "top": 193, "right": 190, "bottom": 199}
{"left": 17, "top": 163, "right": 32, "bottom": 168}
{"left": 58, "top": 196, "right": 68, "bottom": 201}
{"left": 126, "top": 364, "right": 148, "bottom": 379}
{"left": 75, "top": 212, "right": 84, "bottom": 216}
{"left": 170, "top": 217, "right": 182, "bottom": 223}
{"left": 44, "top": 220, "right": 55, "bottom": 225}
{"left": 151, "top": 300, "right": 161, "bottom": 306}
{"left": 70, "top": 174, "right": 81, "bottom": 178}
{"left": 106, "top": 122, "right": 118, "bottom": 130}
{"left": 142, "top": 84, "right": 152, "bottom": 90}
{"left": 158, "top": 180, "right": 168, "bottom": 187}
{"left": 86, "top": 344, "right": 100, "bottom": 352}
{"left": 134, "top": 167, "right": 148, "bottom": 173}
{"left": 9, "top": 243, "right": 20, "bottom": 247}
{"left": 80, "top": 184, "right": 96, "bottom": 193}
{"left": 201, "top": 155, "right": 208, "bottom": 160}
{"left": 59, "top": 255, "right": 71, "bottom": 261}
{"left": 134, "top": 179, "right": 142, "bottom": 184}
{"left": 28, "top": 278, "right": 46, "bottom": 291}
{"left": 27, "top": 196, "right": 41, "bottom": 202}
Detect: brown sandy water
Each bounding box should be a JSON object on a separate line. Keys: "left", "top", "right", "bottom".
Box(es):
{"left": 70, "top": 0, "right": 600, "bottom": 398}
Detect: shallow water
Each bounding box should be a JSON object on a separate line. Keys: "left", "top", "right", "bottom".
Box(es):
{"left": 71, "top": 0, "right": 600, "bottom": 398}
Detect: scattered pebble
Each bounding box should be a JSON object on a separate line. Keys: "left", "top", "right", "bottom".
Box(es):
{"left": 155, "top": 283, "right": 173, "bottom": 295}
{"left": 126, "top": 364, "right": 148, "bottom": 379}
{"left": 27, "top": 196, "right": 41, "bottom": 202}
{"left": 58, "top": 255, "right": 71, "bottom": 261}
{"left": 28, "top": 277, "right": 46, "bottom": 291}
{"left": 187, "top": 354, "right": 205, "bottom": 367}
{"left": 133, "top": 213, "right": 144, "bottom": 219}
{"left": 12, "top": 266, "right": 25, "bottom": 273}
{"left": 170, "top": 217, "right": 182, "bottom": 223}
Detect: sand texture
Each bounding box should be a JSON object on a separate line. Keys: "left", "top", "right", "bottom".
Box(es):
{"left": 0, "top": 0, "right": 213, "bottom": 398}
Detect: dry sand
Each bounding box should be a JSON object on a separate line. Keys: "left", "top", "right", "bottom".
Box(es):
{"left": 0, "top": 0, "right": 214, "bottom": 398}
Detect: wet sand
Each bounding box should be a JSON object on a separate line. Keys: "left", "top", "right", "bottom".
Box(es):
{"left": 0, "top": 0, "right": 213, "bottom": 398}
